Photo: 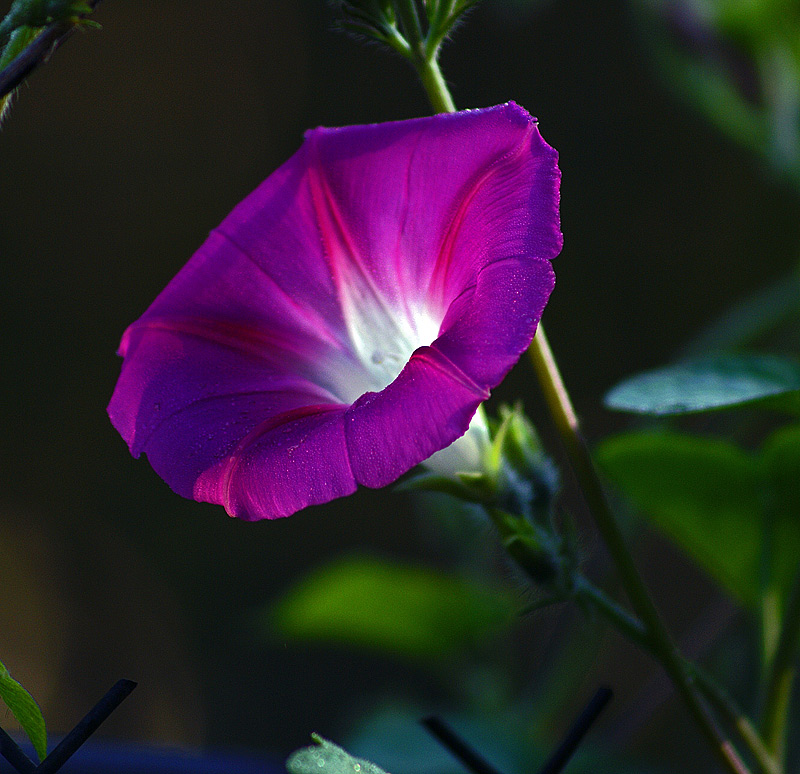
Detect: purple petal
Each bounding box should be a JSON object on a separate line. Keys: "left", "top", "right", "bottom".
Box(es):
{"left": 345, "top": 346, "right": 489, "bottom": 488}
{"left": 213, "top": 406, "right": 355, "bottom": 521}
{"left": 302, "top": 102, "right": 561, "bottom": 319}
{"left": 109, "top": 103, "right": 562, "bottom": 520}
{"left": 434, "top": 256, "right": 555, "bottom": 387}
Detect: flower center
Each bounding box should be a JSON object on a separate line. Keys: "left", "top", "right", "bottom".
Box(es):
{"left": 312, "top": 281, "right": 489, "bottom": 477}
{"left": 325, "top": 290, "right": 441, "bottom": 405}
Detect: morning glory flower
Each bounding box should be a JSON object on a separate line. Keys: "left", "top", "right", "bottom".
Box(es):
{"left": 108, "top": 102, "right": 562, "bottom": 520}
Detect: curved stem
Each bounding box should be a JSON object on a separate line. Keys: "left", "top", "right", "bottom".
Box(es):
{"left": 528, "top": 327, "right": 751, "bottom": 774}
{"left": 576, "top": 576, "right": 782, "bottom": 774}
{"left": 760, "top": 567, "right": 800, "bottom": 763}
{"left": 695, "top": 668, "right": 783, "bottom": 774}
{"left": 410, "top": 54, "right": 752, "bottom": 774}
{"left": 0, "top": 25, "right": 37, "bottom": 121}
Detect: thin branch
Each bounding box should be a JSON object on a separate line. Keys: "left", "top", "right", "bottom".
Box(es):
{"left": 0, "top": 0, "right": 100, "bottom": 102}
{"left": 35, "top": 679, "right": 136, "bottom": 774}
{"left": 527, "top": 327, "right": 752, "bottom": 774}
{"left": 760, "top": 567, "right": 800, "bottom": 763}
{"left": 0, "top": 726, "right": 36, "bottom": 774}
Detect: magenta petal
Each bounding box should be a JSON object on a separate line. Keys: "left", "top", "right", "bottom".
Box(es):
{"left": 434, "top": 257, "right": 556, "bottom": 387}
{"left": 109, "top": 103, "right": 563, "bottom": 520}
{"left": 217, "top": 406, "right": 355, "bottom": 521}
{"left": 304, "top": 102, "right": 561, "bottom": 314}
{"left": 108, "top": 325, "right": 338, "bottom": 458}
{"left": 345, "top": 346, "right": 488, "bottom": 488}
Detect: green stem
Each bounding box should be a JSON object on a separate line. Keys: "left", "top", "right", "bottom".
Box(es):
{"left": 415, "top": 54, "right": 455, "bottom": 113}
{"left": 527, "top": 327, "right": 751, "bottom": 774}
{"left": 760, "top": 567, "right": 800, "bottom": 763}
{"left": 575, "top": 577, "right": 781, "bottom": 774}
{"left": 410, "top": 53, "right": 752, "bottom": 774}
{"left": 393, "top": 0, "right": 424, "bottom": 51}
{"left": 0, "top": 0, "right": 100, "bottom": 103}
{"left": 0, "top": 24, "right": 37, "bottom": 122}
{"left": 695, "top": 669, "right": 783, "bottom": 774}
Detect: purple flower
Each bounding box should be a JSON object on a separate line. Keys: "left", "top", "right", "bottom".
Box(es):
{"left": 108, "top": 103, "right": 562, "bottom": 520}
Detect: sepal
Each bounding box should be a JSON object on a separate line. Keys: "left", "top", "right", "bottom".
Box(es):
{"left": 486, "top": 403, "right": 559, "bottom": 521}
{"left": 489, "top": 507, "right": 579, "bottom": 593}
{"left": 397, "top": 469, "right": 494, "bottom": 504}
{"left": 334, "top": 0, "right": 482, "bottom": 61}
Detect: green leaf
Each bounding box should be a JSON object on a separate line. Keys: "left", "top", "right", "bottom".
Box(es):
{"left": 761, "top": 425, "right": 800, "bottom": 596}
{"left": 604, "top": 354, "right": 800, "bottom": 416}
{"left": 1, "top": 0, "right": 94, "bottom": 39}
{"left": 0, "top": 660, "right": 47, "bottom": 761}
{"left": 763, "top": 425, "right": 800, "bottom": 517}
{"left": 287, "top": 735, "right": 391, "bottom": 774}
{"left": 597, "top": 432, "right": 764, "bottom": 606}
{"left": 267, "top": 556, "right": 515, "bottom": 662}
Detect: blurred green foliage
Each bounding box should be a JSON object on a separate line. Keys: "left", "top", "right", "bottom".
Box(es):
{"left": 267, "top": 556, "right": 517, "bottom": 663}
{"left": 597, "top": 429, "right": 800, "bottom": 612}
{"left": 632, "top": 0, "right": 800, "bottom": 185}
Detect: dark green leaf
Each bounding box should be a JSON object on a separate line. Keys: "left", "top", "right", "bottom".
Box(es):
{"left": 597, "top": 432, "right": 764, "bottom": 606}
{"left": 761, "top": 426, "right": 800, "bottom": 597}
{"left": 604, "top": 354, "right": 800, "bottom": 416}
{"left": 287, "top": 735, "right": 391, "bottom": 774}
{"left": 763, "top": 425, "right": 800, "bottom": 517}
{"left": 0, "top": 660, "right": 47, "bottom": 761}
{"left": 267, "top": 556, "right": 515, "bottom": 661}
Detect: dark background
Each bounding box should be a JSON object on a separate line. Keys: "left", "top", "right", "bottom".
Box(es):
{"left": 1, "top": 0, "right": 798, "bottom": 764}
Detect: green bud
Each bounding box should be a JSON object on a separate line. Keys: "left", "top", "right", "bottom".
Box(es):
{"left": 485, "top": 403, "right": 559, "bottom": 522}
{"left": 489, "top": 507, "right": 568, "bottom": 588}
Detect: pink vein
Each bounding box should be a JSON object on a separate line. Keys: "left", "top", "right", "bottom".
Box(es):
{"left": 123, "top": 316, "right": 323, "bottom": 365}
{"left": 221, "top": 403, "right": 348, "bottom": 516}
{"left": 210, "top": 228, "right": 350, "bottom": 352}
{"left": 305, "top": 134, "right": 400, "bottom": 328}
{"left": 428, "top": 124, "right": 535, "bottom": 301}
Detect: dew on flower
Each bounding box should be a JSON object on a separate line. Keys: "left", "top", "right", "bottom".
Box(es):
{"left": 108, "top": 103, "right": 561, "bottom": 520}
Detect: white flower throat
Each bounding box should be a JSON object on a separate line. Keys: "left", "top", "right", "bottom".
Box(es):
{"left": 321, "top": 277, "right": 489, "bottom": 478}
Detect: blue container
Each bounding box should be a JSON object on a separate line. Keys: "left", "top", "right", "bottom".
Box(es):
{"left": 0, "top": 738, "right": 284, "bottom": 774}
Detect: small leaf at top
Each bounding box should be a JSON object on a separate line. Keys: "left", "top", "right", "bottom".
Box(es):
{"left": 267, "top": 556, "right": 515, "bottom": 662}
{"left": 0, "top": 659, "right": 47, "bottom": 761}
{"left": 287, "top": 735, "right": 391, "bottom": 774}
{"left": 604, "top": 353, "right": 800, "bottom": 415}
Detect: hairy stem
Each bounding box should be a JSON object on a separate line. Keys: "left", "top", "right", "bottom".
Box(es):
{"left": 416, "top": 55, "right": 455, "bottom": 113}
{"left": 0, "top": 0, "right": 100, "bottom": 102}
